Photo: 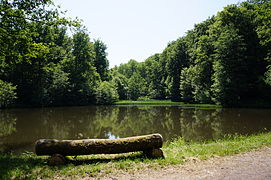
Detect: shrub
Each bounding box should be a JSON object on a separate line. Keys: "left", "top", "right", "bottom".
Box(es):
{"left": 95, "top": 81, "right": 119, "bottom": 105}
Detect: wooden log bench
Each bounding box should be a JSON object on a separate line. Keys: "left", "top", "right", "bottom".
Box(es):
{"left": 35, "top": 133, "right": 164, "bottom": 165}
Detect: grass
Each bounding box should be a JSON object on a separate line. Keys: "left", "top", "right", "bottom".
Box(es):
{"left": 114, "top": 100, "right": 221, "bottom": 108}
{"left": 1, "top": 132, "right": 271, "bottom": 179}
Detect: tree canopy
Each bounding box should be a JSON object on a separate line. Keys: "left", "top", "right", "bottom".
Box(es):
{"left": 0, "top": 0, "right": 110, "bottom": 107}
{"left": 115, "top": 0, "right": 271, "bottom": 106}
{"left": 0, "top": 0, "right": 270, "bottom": 107}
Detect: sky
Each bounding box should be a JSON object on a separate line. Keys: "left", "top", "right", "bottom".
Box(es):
{"left": 53, "top": 0, "right": 245, "bottom": 68}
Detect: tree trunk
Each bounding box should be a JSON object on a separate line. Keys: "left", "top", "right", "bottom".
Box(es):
{"left": 35, "top": 134, "right": 163, "bottom": 156}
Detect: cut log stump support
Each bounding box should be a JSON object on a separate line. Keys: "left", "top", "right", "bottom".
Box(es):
{"left": 35, "top": 134, "right": 164, "bottom": 165}
{"left": 47, "top": 154, "right": 68, "bottom": 166}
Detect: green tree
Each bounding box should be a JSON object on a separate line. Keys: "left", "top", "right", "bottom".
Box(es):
{"left": 127, "top": 73, "right": 146, "bottom": 100}
{"left": 210, "top": 4, "right": 265, "bottom": 105}
{"left": 164, "top": 38, "right": 188, "bottom": 101}
{"left": 211, "top": 27, "right": 248, "bottom": 105}
{"left": 251, "top": 0, "right": 271, "bottom": 96}
{"left": 117, "top": 60, "right": 139, "bottom": 78}
{"left": 40, "top": 63, "right": 70, "bottom": 105}
{"left": 181, "top": 18, "right": 215, "bottom": 103}
{"left": 65, "top": 31, "right": 100, "bottom": 105}
{"left": 111, "top": 71, "right": 129, "bottom": 100}
{"left": 180, "top": 35, "right": 214, "bottom": 103}
{"left": 94, "top": 39, "right": 109, "bottom": 81}
{"left": 95, "top": 81, "right": 119, "bottom": 105}
{"left": 141, "top": 54, "right": 164, "bottom": 99}
{"left": 0, "top": 0, "right": 79, "bottom": 106}
{"left": 116, "top": 59, "right": 149, "bottom": 100}
{"left": 180, "top": 67, "right": 196, "bottom": 103}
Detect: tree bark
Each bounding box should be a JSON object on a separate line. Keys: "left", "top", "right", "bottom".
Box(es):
{"left": 35, "top": 134, "right": 163, "bottom": 156}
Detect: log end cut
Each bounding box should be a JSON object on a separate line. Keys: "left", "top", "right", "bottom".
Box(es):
{"left": 47, "top": 154, "right": 68, "bottom": 166}
{"left": 144, "top": 148, "right": 164, "bottom": 159}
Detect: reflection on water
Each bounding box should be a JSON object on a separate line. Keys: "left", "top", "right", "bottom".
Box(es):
{"left": 0, "top": 106, "right": 271, "bottom": 153}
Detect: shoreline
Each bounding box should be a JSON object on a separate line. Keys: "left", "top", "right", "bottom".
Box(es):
{"left": 1, "top": 132, "right": 271, "bottom": 179}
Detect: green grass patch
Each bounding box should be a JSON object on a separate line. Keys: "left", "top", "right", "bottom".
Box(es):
{"left": 1, "top": 132, "right": 271, "bottom": 179}
{"left": 114, "top": 100, "right": 221, "bottom": 108}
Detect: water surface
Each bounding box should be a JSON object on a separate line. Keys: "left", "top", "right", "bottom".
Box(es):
{"left": 0, "top": 106, "right": 270, "bottom": 153}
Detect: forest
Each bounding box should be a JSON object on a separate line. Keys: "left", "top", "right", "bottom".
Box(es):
{"left": 0, "top": 0, "right": 271, "bottom": 108}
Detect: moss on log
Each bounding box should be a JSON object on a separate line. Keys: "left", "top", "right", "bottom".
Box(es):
{"left": 35, "top": 134, "right": 163, "bottom": 156}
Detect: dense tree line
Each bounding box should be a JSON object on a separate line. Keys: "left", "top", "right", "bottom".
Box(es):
{"left": 0, "top": 0, "right": 116, "bottom": 107}
{"left": 1, "top": 0, "right": 270, "bottom": 108}
{"left": 114, "top": 0, "right": 271, "bottom": 106}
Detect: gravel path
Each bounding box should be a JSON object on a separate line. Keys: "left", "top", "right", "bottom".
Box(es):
{"left": 103, "top": 146, "right": 271, "bottom": 180}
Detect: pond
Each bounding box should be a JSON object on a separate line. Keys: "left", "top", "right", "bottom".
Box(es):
{"left": 0, "top": 106, "right": 271, "bottom": 153}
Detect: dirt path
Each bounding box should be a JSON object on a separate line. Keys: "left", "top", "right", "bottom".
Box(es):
{"left": 102, "top": 146, "right": 271, "bottom": 180}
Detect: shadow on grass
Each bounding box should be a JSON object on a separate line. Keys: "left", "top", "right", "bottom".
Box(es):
{"left": 0, "top": 152, "right": 150, "bottom": 179}
{"left": 67, "top": 152, "right": 148, "bottom": 166}
{"left": 0, "top": 153, "right": 45, "bottom": 179}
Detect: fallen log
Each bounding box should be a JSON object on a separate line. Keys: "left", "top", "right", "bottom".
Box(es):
{"left": 35, "top": 134, "right": 163, "bottom": 158}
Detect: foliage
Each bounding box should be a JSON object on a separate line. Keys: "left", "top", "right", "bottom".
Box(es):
{"left": 127, "top": 73, "right": 147, "bottom": 100}
{"left": 111, "top": 71, "right": 129, "bottom": 100}
{"left": 40, "top": 63, "right": 70, "bottom": 105}
{"left": 180, "top": 67, "right": 196, "bottom": 103}
{"left": 115, "top": 0, "right": 271, "bottom": 107}
{"left": 211, "top": 27, "right": 247, "bottom": 105}
{"left": 95, "top": 81, "right": 119, "bottom": 105}
{"left": 252, "top": 0, "right": 271, "bottom": 89}
{"left": 94, "top": 39, "right": 109, "bottom": 81}
{"left": 181, "top": 18, "right": 215, "bottom": 103}
{"left": 0, "top": 0, "right": 271, "bottom": 107}
{"left": 63, "top": 30, "right": 100, "bottom": 105}
{"left": 164, "top": 38, "right": 188, "bottom": 101}
{"left": 0, "top": 0, "right": 110, "bottom": 107}
{"left": 0, "top": 80, "right": 17, "bottom": 108}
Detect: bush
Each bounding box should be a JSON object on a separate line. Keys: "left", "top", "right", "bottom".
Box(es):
{"left": 95, "top": 81, "right": 119, "bottom": 105}
{"left": 0, "top": 80, "right": 17, "bottom": 108}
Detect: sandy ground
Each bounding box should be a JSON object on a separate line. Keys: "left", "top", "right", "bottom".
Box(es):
{"left": 100, "top": 146, "right": 271, "bottom": 180}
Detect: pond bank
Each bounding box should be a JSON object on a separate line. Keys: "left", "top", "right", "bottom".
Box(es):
{"left": 114, "top": 99, "right": 271, "bottom": 108}
{"left": 1, "top": 132, "right": 271, "bottom": 179}
{"left": 114, "top": 100, "right": 221, "bottom": 108}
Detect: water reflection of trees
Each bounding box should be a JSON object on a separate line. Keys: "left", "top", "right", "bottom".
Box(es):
{"left": 0, "top": 110, "right": 17, "bottom": 152}
{"left": 180, "top": 108, "right": 223, "bottom": 141}
{"left": 92, "top": 106, "right": 183, "bottom": 141}
{"left": 0, "top": 110, "right": 17, "bottom": 137}
{"left": 1, "top": 106, "right": 271, "bottom": 153}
